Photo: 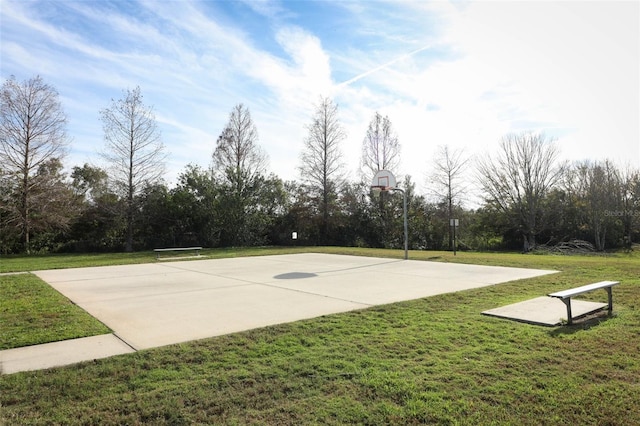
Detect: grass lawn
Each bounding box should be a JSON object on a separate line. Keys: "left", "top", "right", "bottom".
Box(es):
{"left": 0, "top": 246, "right": 309, "bottom": 273}
{"left": 0, "top": 273, "right": 110, "bottom": 350}
{"left": 1, "top": 247, "right": 639, "bottom": 424}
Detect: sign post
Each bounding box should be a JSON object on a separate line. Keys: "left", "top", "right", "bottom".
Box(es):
{"left": 450, "top": 219, "right": 459, "bottom": 256}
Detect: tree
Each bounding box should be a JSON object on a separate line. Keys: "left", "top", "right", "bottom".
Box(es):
{"left": 212, "top": 104, "right": 267, "bottom": 193}
{"left": 71, "top": 163, "right": 110, "bottom": 203}
{"left": 619, "top": 165, "right": 640, "bottom": 248}
{"left": 476, "top": 132, "right": 562, "bottom": 251}
{"left": 211, "top": 103, "right": 269, "bottom": 246}
{"left": 361, "top": 112, "right": 400, "bottom": 183}
{"left": 337, "top": 181, "right": 375, "bottom": 247}
{"left": 0, "top": 75, "right": 69, "bottom": 253}
{"left": 29, "top": 158, "right": 78, "bottom": 250}
{"left": 99, "top": 86, "right": 166, "bottom": 252}
{"left": 136, "top": 182, "right": 175, "bottom": 249}
{"left": 430, "top": 145, "right": 470, "bottom": 250}
{"left": 360, "top": 113, "right": 401, "bottom": 246}
{"left": 171, "top": 164, "right": 219, "bottom": 247}
{"left": 0, "top": 166, "right": 17, "bottom": 253}
{"left": 298, "top": 97, "right": 347, "bottom": 243}
{"left": 67, "top": 164, "right": 124, "bottom": 252}
{"left": 571, "top": 160, "right": 623, "bottom": 251}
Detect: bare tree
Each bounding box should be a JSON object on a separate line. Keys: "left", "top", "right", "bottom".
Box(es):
{"left": 477, "top": 132, "right": 562, "bottom": 251}
{"left": 571, "top": 160, "right": 623, "bottom": 251}
{"left": 211, "top": 103, "right": 269, "bottom": 246}
{"left": 100, "top": 86, "right": 166, "bottom": 252}
{"left": 298, "top": 97, "right": 346, "bottom": 243}
{"left": 0, "top": 75, "right": 69, "bottom": 252}
{"left": 361, "top": 112, "right": 401, "bottom": 183}
{"left": 619, "top": 165, "right": 640, "bottom": 248}
{"left": 212, "top": 103, "right": 267, "bottom": 194}
{"left": 430, "top": 145, "right": 470, "bottom": 250}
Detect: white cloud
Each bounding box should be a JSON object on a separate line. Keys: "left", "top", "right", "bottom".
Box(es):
{"left": 439, "top": 1, "right": 639, "bottom": 163}
{"left": 2, "top": 0, "right": 637, "bottom": 192}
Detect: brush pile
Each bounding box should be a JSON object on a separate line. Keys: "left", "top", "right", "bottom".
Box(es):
{"left": 535, "top": 239, "right": 596, "bottom": 255}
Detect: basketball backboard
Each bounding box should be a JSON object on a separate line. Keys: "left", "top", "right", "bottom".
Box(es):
{"left": 371, "top": 169, "right": 397, "bottom": 191}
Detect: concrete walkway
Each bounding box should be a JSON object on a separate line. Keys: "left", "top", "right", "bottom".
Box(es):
{"left": 1, "top": 334, "right": 134, "bottom": 375}
{"left": 1, "top": 253, "right": 557, "bottom": 374}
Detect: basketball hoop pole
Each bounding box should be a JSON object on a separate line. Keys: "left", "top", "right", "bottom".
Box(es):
{"left": 371, "top": 170, "right": 407, "bottom": 260}
{"left": 371, "top": 185, "right": 408, "bottom": 260}
{"left": 395, "top": 187, "right": 408, "bottom": 261}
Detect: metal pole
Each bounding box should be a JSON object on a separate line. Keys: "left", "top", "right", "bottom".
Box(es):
{"left": 453, "top": 221, "right": 457, "bottom": 256}
{"left": 392, "top": 188, "right": 408, "bottom": 260}
{"left": 402, "top": 189, "right": 408, "bottom": 260}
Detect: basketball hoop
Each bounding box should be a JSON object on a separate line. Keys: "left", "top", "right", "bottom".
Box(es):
{"left": 371, "top": 170, "right": 396, "bottom": 191}
{"left": 369, "top": 170, "right": 408, "bottom": 260}
{"left": 370, "top": 185, "right": 388, "bottom": 195}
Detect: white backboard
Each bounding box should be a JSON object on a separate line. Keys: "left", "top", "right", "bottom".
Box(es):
{"left": 371, "top": 170, "right": 397, "bottom": 189}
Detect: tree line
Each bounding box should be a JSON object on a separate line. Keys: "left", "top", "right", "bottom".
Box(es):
{"left": 1, "top": 75, "right": 639, "bottom": 254}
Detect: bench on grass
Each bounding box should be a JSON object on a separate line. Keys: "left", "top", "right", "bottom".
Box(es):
{"left": 548, "top": 281, "right": 619, "bottom": 325}
{"left": 153, "top": 246, "right": 202, "bottom": 260}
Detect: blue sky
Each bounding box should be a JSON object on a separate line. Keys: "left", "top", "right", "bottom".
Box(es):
{"left": 1, "top": 0, "right": 638, "bottom": 195}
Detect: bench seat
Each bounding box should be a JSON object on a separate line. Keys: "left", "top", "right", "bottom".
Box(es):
{"left": 548, "top": 280, "right": 619, "bottom": 325}
{"left": 153, "top": 247, "right": 202, "bottom": 260}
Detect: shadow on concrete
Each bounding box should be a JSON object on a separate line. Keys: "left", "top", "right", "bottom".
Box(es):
{"left": 274, "top": 272, "right": 318, "bottom": 280}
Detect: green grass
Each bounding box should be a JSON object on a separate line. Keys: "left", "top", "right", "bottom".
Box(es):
{"left": 0, "top": 246, "right": 308, "bottom": 273}
{"left": 1, "top": 248, "right": 639, "bottom": 424}
{"left": 0, "top": 273, "right": 110, "bottom": 350}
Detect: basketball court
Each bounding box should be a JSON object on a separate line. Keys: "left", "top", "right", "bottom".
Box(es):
{"left": 2, "top": 253, "right": 556, "bottom": 374}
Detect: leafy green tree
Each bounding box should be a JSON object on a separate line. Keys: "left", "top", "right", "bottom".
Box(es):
{"left": 29, "top": 158, "right": 77, "bottom": 251}
{"left": 71, "top": 163, "right": 110, "bottom": 202}
{"left": 241, "top": 174, "right": 288, "bottom": 246}
{"left": 136, "top": 183, "right": 177, "bottom": 249}
{"left": 170, "top": 164, "right": 219, "bottom": 247}
{"left": 0, "top": 165, "right": 19, "bottom": 253}
{"left": 281, "top": 180, "right": 320, "bottom": 246}
{"left": 463, "top": 207, "right": 507, "bottom": 250}
{"left": 336, "top": 182, "right": 374, "bottom": 247}
{"left": 67, "top": 164, "right": 124, "bottom": 252}
{"left": 402, "top": 176, "right": 432, "bottom": 250}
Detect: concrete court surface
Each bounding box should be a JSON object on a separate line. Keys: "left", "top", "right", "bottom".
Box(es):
{"left": 2, "top": 253, "right": 557, "bottom": 374}
{"left": 33, "top": 253, "right": 556, "bottom": 349}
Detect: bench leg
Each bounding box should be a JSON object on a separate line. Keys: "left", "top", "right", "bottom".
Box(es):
{"left": 560, "top": 298, "right": 573, "bottom": 325}
{"left": 605, "top": 287, "right": 613, "bottom": 316}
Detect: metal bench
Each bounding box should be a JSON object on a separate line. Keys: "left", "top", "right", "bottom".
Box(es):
{"left": 153, "top": 246, "right": 202, "bottom": 260}
{"left": 548, "top": 281, "right": 619, "bottom": 325}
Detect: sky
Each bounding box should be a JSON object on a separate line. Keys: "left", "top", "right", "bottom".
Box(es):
{"left": 1, "top": 0, "right": 638, "bottom": 198}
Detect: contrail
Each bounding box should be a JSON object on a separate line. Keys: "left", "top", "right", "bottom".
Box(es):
{"left": 336, "top": 44, "right": 432, "bottom": 88}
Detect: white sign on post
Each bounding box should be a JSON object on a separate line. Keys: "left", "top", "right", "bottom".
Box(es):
{"left": 292, "top": 232, "right": 298, "bottom": 240}
{"left": 450, "top": 219, "right": 459, "bottom": 227}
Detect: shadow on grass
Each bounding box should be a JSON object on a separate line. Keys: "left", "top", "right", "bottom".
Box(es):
{"left": 548, "top": 311, "right": 615, "bottom": 336}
